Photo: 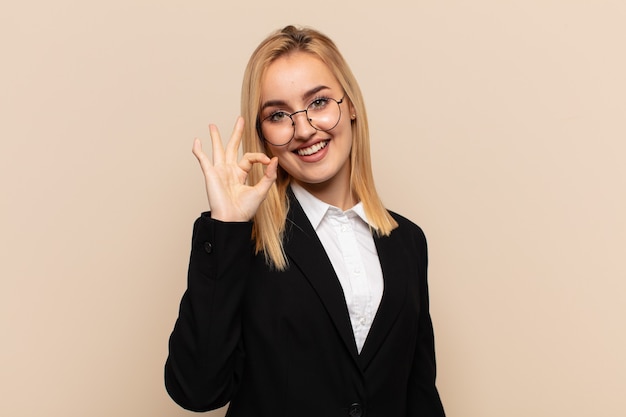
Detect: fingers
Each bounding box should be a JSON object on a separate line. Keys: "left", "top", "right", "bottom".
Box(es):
{"left": 196, "top": 117, "right": 266, "bottom": 181}
{"left": 264, "top": 156, "right": 279, "bottom": 182}
{"left": 192, "top": 137, "right": 204, "bottom": 160}
{"left": 207, "top": 117, "right": 244, "bottom": 165}
{"left": 208, "top": 124, "right": 225, "bottom": 165}
{"left": 253, "top": 156, "right": 279, "bottom": 195}
{"left": 192, "top": 138, "right": 212, "bottom": 175}
{"left": 238, "top": 152, "right": 272, "bottom": 172}
{"left": 237, "top": 153, "right": 277, "bottom": 196}
{"left": 225, "top": 116, "right": 244, "bottom": 162}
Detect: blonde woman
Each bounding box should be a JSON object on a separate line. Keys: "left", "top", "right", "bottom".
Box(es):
{"left": 165, "top": 25, "right": 445, "bottom": 417}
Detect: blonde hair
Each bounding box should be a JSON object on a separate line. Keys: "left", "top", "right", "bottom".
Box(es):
{"left": 241, "top": 25, "right": 398, "bottom": 270}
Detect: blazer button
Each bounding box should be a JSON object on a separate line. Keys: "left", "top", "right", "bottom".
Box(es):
{"left": 348, "top": 403, "right": 363, "bottom": 417}
{"left": 203, "top": 242, "right": 213, "bottom": 254}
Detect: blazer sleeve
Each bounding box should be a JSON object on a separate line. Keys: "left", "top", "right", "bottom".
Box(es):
{"left": 407, "top": 226, "right": 446, "bottom": 416}
{"left": 164, "top": 213, "right": 254, "bottom": 412}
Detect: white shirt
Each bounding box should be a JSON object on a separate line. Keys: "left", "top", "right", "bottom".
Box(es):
{"left": 291, "top": 183, "right": 384, "bottom": 353}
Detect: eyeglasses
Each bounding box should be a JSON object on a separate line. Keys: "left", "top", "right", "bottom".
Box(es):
{"left": 258, "top": 95, "right": 345, "bottom": 146}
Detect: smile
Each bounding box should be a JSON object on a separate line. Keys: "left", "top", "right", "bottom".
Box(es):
{"left": 296, "top": 140, "right": 329, "bottom": 156}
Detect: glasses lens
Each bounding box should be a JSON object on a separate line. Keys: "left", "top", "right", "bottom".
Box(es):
{"left": 307, "top": 98, "right": 341, "bottom": 132}
{"left": 261, "top": 112, "right": 294, "bottom": 146}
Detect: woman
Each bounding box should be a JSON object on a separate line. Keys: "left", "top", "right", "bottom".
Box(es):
{"left": 165, "top": 25, "right": 446, "bottom": 417}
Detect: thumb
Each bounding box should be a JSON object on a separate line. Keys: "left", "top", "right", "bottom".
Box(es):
{"left": 253, "top": 157, "right": 278, "bottom": 195}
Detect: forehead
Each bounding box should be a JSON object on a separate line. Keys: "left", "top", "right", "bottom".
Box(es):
{"left": 260, "top": 52, "right": 340, "bottom": 101}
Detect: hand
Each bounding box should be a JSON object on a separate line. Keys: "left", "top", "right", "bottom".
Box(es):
{"left": 192, "top": 117, "right": 278, "bottom": 222}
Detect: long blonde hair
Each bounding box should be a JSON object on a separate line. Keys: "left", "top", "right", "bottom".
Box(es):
{"left": 241, "top": 25, "right": 398, "bottom": 270}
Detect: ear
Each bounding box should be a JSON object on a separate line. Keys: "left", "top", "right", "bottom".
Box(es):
{"left": 348, "top": 101, "right": 357, "bottom": 120}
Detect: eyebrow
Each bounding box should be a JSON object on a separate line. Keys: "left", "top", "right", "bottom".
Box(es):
{"left": 260, "top": 85, "right": 331, "bottom": 111}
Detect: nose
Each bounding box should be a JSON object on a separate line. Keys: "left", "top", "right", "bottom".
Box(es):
{"left": 291, "top": 110, "right": 316, "bottom": 141}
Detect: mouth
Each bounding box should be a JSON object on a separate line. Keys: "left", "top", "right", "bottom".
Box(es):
{"left": 295, "top": 140, "right": 330, "bottom": 156}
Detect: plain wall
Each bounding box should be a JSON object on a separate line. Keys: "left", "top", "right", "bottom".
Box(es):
{"left": 1, "top": 1, "right": 624, "bottom": 416}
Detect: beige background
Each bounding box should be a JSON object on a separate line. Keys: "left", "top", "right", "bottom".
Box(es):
{"left": 1, "top": 1, "right": 625, "bottom": 416}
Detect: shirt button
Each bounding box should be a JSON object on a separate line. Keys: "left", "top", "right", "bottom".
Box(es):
{"left": 203, "top": 242, "right": 213, "bottom": 254}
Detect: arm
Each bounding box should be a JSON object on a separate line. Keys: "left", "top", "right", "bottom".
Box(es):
{"left": 164, "top": 215, "right": 253, "bottom": 411}
{"left": 165, "top": 118, "right": 277, "bottom": 410}
{"left": 407, "top": 228, "right": 446, "bottom": 417}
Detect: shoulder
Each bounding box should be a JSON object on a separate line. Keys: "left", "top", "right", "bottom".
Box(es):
{"left": 380, "top": 210, "right": 429, "bottom": 272}
{"left": 379, "top": 210, "right": 429, "bottom": 262}
{"left": 387, "top": 210, "right": 427, "bottom": 244}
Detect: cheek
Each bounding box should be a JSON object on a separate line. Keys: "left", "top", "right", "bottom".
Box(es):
{"left": 339, "top": 122, "right": 354, "bottom": 147}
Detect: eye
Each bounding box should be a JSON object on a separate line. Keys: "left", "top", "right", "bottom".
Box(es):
{"left": 308, "top": 97, "right": 330, "bottom": 110}
{"left": 266, "top": 111, "right": 290, "bottom": 123}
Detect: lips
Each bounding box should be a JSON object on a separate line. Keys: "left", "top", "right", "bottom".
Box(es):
{"left": 295, "top": 140, "right": 329, "bottom": 156}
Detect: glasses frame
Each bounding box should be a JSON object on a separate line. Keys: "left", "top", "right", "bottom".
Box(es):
{"left": 257, "top": 95, "right": 346, "bottom": 147}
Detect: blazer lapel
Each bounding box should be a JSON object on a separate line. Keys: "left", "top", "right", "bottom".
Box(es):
{"left": 283, "top": 192, "right": 360, "bottom": 363}
{"left": 358, "top": 230, "right": 409, "bottom": 370}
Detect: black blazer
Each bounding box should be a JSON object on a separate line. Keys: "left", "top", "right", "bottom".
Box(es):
{"left": 165, "top": 193, "right": 445, "bottom": 417}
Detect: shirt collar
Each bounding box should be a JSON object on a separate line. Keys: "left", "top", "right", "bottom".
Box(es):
{"left": 290, "top": 182, "right": 373, "bottom": 230}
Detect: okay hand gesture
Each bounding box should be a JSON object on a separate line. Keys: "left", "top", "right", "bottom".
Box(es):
{"left": 192, "top": 117, "right": 278, "bottom": 222}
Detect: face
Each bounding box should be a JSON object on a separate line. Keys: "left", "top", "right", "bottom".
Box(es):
{"left": 259, "top": 52, "right": 355, "bottom": 200}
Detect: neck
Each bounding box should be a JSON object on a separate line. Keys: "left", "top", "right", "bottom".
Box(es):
{"left": 293, "top": 179, "right": 357, "bottom": 211}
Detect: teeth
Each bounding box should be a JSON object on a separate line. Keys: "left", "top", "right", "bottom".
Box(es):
{"left": 297, "top": 140, "right": 329, "bottom": 156}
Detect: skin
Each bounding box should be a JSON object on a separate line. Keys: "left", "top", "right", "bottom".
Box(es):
{"left": 192, "top": 118, "right": 278, "bottom": 222}
{"left": 192, "top": 51, "right": 356, "bottom": 222}
{"left": 260, "top": 52, "right": 356, "bottom": 210}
